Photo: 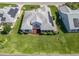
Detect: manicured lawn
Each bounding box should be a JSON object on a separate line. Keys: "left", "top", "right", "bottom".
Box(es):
{"left": 49, "top": 5, "right": 57, "bottom": 20}
{"left": 0, "top": 4, "right": 79, "bottom": 55}
{"left": 0, "top": 3, "right": 17, "bottom": 8}
{"left": 22, "top": 5, "right": 40, "bottom": 11}
{"left": 65, "top": 2, "right": 79, "bottom": 10}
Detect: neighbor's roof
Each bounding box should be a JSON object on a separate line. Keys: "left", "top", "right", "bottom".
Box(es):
{"left": 21, "top": 5, "right": 55, "bottom": 31}
{"left": 59, "top": 5, "right": 79, "bottom": 14}
{"left": 0, "top": 6, "right": 19, "bottom": 23}
{"left": 59, "top": 5, "right": 79, "bottom": 30}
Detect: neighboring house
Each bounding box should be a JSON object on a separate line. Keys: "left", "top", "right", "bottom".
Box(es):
{"left": 58, "top": 5, "right": 79, "bottom": 32}
{"left": 0, "top": 6, "right": 19, "bottom": 30}
{"left": 20, "top": 5, "right": 55, "bottom": 34}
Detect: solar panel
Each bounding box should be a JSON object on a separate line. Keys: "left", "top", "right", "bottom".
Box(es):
{"left": 1, "top": 17, "right": 6, "bottom": 21}
{"left": 48, "top": 12, "right": 54, "bottom": 26}
{"left": 0, "top": 14, "right": 6, "bottom": 22}
{"left": 0, "top": 14, "right": 3, "bottom": 17}
{"left": 8, "top": 8, "right": 18, "bottom": 18}
{"left": 73, "top": 18, "right": 79, "bottom": 27}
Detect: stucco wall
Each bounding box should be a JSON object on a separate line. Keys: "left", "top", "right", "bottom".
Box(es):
{"left": 58, "top": 11, "right": 70, "bottom": 32}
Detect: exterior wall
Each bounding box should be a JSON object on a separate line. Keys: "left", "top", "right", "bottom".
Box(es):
{"left": 58, "top": 11, "right": 70, "bottom": 32}
{"left": 41, "top": 30, "right": 53, "bottom": 32}
{"left": 41, "top": 30, "right": 53, "bottom": 34}
{"left": 68, "top": 13, "right": 79, "bottom": 30}
{"left": 21, "top": 29, "right": 32, "bottom": 33}
{"left": 70, "top": 29, "right": 79, "bottom": 32}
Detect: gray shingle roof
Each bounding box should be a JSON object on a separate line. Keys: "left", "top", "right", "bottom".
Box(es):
{"left": 59, "top": 5, "right": 79, "bottom": 14}
{"left": 59, "top": 6, "right": 70, "bottom": 13}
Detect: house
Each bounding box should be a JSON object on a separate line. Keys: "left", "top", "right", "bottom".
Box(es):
{"left": 0, "top": 6, "right": 19, "bottom": 31}
{"left": 58, "top": 5, "right": 79, "bottom": 32}
{"left": 20, "top": 5, "right": 55, "bottom": 34}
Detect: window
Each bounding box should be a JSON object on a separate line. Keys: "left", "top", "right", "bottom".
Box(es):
{"left": 71, "top": 29, "right": 75, "bottom": 32}
{"left": 77, "top": 29, "right": 79, "bottom": 32}
{"left": 73, "top": 18, "right": 79, "bottom": 27}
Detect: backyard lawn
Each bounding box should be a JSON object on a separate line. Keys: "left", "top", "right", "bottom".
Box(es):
{"left": 0, "top": 4, "right": 79, "bottom": 55}
{"left": 65, "top": 2, "right": 79, "bottom": 10}
{"left": 0, "top": 3, "right": 17, "bottom": 8}
{"left": 49, "top": 5, "right": 57, "bottom": 20}
{"left": 22, "top": 5, "right": 40, "bottom": 11}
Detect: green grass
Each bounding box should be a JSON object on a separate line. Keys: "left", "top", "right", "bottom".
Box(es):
{"left": 22, "top": 5, "right": 40, "bottom": 11}
{"left": 65, "top": 2, "right": 79, "bottom": 10}
{"left": 0, "top": 3, "right": 16, "bottom": 8}
{"left": 49, "top": 5, "right": 57, "bottom": 20}
{"left": 0, "top": 5, "right": 79, "bottom": 54}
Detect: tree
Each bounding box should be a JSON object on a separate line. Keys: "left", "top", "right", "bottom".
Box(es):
{"left": 2, "top": 24, "right": 11, "bottom": 34}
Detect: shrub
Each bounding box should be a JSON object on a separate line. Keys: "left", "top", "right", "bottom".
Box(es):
{"left": 1, "top": 24, "right": 11, "bottom": 34}
{"left": 53, "top": 16, "right": 55, "bottom": 20}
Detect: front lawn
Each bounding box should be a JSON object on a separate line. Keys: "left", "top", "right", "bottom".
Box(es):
{"left": 0, "top": 4, "right": 79, "bottom": 55}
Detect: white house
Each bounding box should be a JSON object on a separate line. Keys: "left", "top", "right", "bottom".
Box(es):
{"left": 20, "top": 5, "right": 55, "bottom": 34}
{"left": 58, "top": 5, "right": 79, "bottom": 32}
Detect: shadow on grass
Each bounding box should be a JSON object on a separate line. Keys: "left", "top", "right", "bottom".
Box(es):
{"left": 40, "top": 33, "right": 56, "bottom": 36}
{"left": 1, "top": 30, "right": 8, "bottom": 35}
{"left": 55, "top": 11, "right": 67, "bottom": 33}
{"left": 17, "top": 11, "right": 25, "bottom": 34}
